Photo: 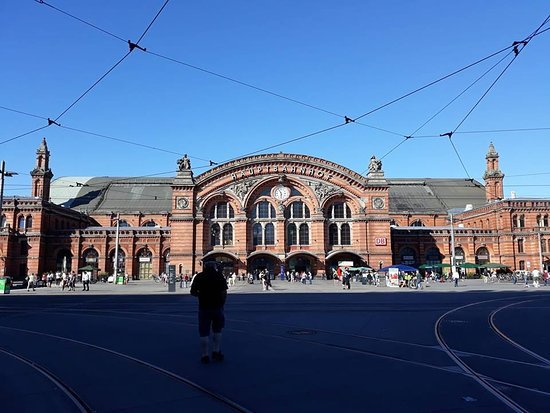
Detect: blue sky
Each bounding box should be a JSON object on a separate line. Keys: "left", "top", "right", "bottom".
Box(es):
{"left": 1, "top": 0, "right": 549, "bottom": 199}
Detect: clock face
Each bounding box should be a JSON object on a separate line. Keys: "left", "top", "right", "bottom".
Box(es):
{"left": 273, "top": 185, "right": 291, "bottom": 201}
{"left": 373, "top": 197, "right": 385, "bottom": 209}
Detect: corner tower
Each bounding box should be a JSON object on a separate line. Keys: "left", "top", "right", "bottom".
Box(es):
{"left": 30, "top": 137, "right": 53, "bottom": 201}
{"left": 483, "top": 142, "right": 504, "bottom": 202}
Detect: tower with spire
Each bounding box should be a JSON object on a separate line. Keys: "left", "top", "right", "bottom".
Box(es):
{"left": 483, "top": 142, "right": 504, "bottom": 202}
{"left": 30, "top": 137, "right": 53, "bottom": 201}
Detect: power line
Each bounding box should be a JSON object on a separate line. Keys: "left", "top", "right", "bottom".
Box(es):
{"left": 134, "top": 0, "right": 170, "bottom": 45}
{"left": 0, "top": 125, "right": 50, "bottom": 145}
{"left": 35, "top": 0, "right": 127, "bottom": 43}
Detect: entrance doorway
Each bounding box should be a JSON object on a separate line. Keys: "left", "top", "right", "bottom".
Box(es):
{"left": 247, "top": 254, "right": 279, "bottom": 278}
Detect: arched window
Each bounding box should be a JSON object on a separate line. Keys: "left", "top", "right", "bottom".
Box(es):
{"left": 252, "top": 201, "right": 276, "bottom": 219}
{"left": 340, "top": 223, "right": 351, "bottom": 245}
{"left": 425, "top": 247, "right": 441, "bottom": 265}
{"left": 211, "top": 223, "right": 221, "bottom": 246}
{"left": 287, "top": 223, "right": 297, "bottom": 245}
{"left": 251, "top": 201, "right": 277, "bottom": 246}
{"left": 411, "top": 220, "right": 425, "bottom": 227}
{"left": 26, "top": 215, "right": 33, "bottom": 229}
{"left": 253, "top": 223, "right": 263, "bottom": 246}
{"left": 454, "top": 247, "right": 465, "bottom": 265}
{"left": 209, "top": 202, "right": 234, "bottom": 219}
{"left": 118, "top": 220, "right": 130, "bottom": 227}
{"left": 475, "top": 247, "right": 490, "bottom": 265}
{"left": 517, "top": 239, "right": 524, "bottom": 253}
{"left": 143, "top": 221, "right": 157, "bottom": 227}
{"left": 223, "top": 223, "right": 233, "bottom": 246}
{"left": 299, "top": 223, "right": 309, "bottom": 245}
{"left": 287, "top": 201, "right": 310, "bottom": 219}
{"left": 264, "top": 223, "right": 275, "bottom": 245}
{"left": 328, "top": 223, "right": 338, "bottom": 245}
{"left": 329, "top": 202, "right": 352, "bottom": 219}
{"left": 18, "top": 216, "right": 25, "bottom": 230}
{"left": 1, "top": 214, "right": 6, "bottom": 228}
{"left": 326, "top": 202, "right": 353, "bottom": 246}
{"left": 209, "top": 201, "right": 236, "bottom": 246}
{"left": 514, "top": 214, "right": 525, "bottom": 228}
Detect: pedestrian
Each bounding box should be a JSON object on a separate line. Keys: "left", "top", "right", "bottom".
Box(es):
{"left": 532, "top": 268, "right": 541, "bottom": 288}
{"left": 184, "top": 273, "right": 190, "bottom": 288}
{"left": 190, "top": 261, "right": 228, "bottom": 364}
{"left": 416, "top": 271, "right": 423, "bottom": 290}
{"left": 452, "top": 268, "right": 459, "bottom": 287}
{"left": 544, "top": 270, "right": 548, "bottom": 287}
{"left": 82, "top": 271, "right": 90, "bottom": 291}
{"left": 26, "top": 273, "right": 36, "bottom": 291}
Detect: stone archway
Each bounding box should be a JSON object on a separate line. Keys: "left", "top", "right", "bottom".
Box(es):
{"left": 325, "top": 251, "right": 364, "bottom": 279}
{"left": 286, "top": 253, "right": 318, "bottom": 276}
{"left": 56, "top": 249, "right": 73, "bottom": 273}
{"left": 203, "top": 252, "right": 238, "bottom": 277}
{"left": 247, "top": 253, "right": 280, "bottom": 279}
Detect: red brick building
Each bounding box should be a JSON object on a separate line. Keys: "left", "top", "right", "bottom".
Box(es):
{"left": 1, "top": 139, "right": 549, "bottom": 280}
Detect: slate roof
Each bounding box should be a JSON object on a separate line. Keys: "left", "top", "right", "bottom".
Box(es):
{"left": 50, "top": 176, "right": 488, "bottom": 215}
{"left": 387, "top": 178, "right": 487, "bottom": 214}
{"left": 50, "top": 176, "right": 173, "bottom": 213}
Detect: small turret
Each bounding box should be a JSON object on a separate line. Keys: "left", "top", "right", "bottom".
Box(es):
{"left": 483, "top": 142, "right": 504, "bottom": 202}
{"left": 30, "top": 137, "right": 53, "bottom": 201}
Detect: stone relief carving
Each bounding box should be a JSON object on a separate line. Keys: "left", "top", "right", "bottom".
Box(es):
{"left": 231, "top": 179, "right": 257, "bottom": 202}
{"left": 311, "top": 181, "right": 337, "bottom": 202}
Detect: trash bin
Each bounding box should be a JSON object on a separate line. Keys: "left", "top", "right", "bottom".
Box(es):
{"left": 116, "top": 276, "right": 125, "bottom": 285}
{"left": 0, "top": 278, "right": 11, "bottom": 294}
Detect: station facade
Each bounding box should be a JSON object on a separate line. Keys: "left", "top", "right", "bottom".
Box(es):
{"left": 1, "top": 139, "right": 549, "bottom": 280}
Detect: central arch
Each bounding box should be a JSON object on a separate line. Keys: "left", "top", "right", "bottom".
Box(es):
{"left": 325, "top": 250, "right": 365, "bottom": 279}
{"left": 203, "top": 252, "right": 239, "bottom": 277}
{"left": 247, "top": 252, "right": 281, "bottom": 278}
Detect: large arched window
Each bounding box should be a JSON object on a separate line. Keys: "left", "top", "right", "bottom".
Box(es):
{"left": 143, "top": 220, "right": 157, "bottom": 227}
{"left": 340, "top": 223, "right": 351, "bottom": 245}
{"left": 326, "top": 202, "right": 352, "bottom": 246}
{"left": 299, "top": 223, "right": 309, "bottom": 245}
{"left": 538, "top": 215, "right": 549, "bottom": 227}
{"left": 287, "top": 223, "right": 297, "bottom": 245}
{"left": 265, "top": 223, "right": 275, "bottom": 245}
{"left": 118, "top": 220, "right": 130, "bottom": 227}
{"left": 209, "top": 201, "right": 235, "bottom": 246}
{"left": 223, "top": 223, "right": 233, "bottom": 246}
{"left": 211, "top": 223, "right": 221, "bottom": 246}
{"left": 425, "top": 247, "right": 441, "bottom": 265}
{"left": 286, "top": 201, "right": 311, "bottom": 246}
{"left": 411, "top": 219, "right": 425, "bottom": 227}
{"left": 253, "top": 223, "right": 263, "bottom": 245}
{"left": 18, "top": 216, "right": 25, "bottom": 230}
{"left": 513, "top": 214, "right": 525, "bottom": 228}
{"left": 454, "top": 247, "right": 465, "bottom": 265}
{"left": 1, "top": 214, "right": 7, "bottom": 228}
{"left": 26, "top": 215, "right": 33, "bottom": 229}
{"left": 250, "top": 200, "right": 277, "bottom": 246}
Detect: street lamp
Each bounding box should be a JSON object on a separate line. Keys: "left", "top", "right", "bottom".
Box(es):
{"left": 113, "top": 213, "right": 121, "bottom": 284}
{"left": 0, "top": 160, "right": 18, "bottom": 225}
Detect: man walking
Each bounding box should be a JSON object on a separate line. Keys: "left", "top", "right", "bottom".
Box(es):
{"left": 190, "top": 261, "right": 228, "bottom": 364}
{"left": 82, "top": 271, "right": 90, "bottom": 291}
{"left": 452, "top": 268, "right": 460, "bottom": 287}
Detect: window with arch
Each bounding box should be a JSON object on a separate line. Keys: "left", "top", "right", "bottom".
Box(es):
{"left": 18, "top": 216, "right": 25, "bottom": 230}
{"left": 537, "top": 214, "right": 549, "bottom": 227}
{"left": 251, "top": 200, "right": 277, "bottom": 246}
{"left": 517, "top": 239, "right": 524, "bottom": 253}
{"left": 286, "top": 201, "right": 311, "bottom": 246}
{"left": 513, "top": 214, "right": 525, "bottom": 228}
{"left": 1, "top": 214, "right": 6, "bottom": 228}
{"left": 143, "top": 221, "right": 157, "bottom": 227}
{"left": 209, "top": 202, "right": 234, "bottom": 219}
{"left": 118, "top": 220, "right": 130, "bottom": 227}
{"left": 410, "top": 219, "right": 425, "bottom": 227}
{"left": 326, "top": 201, "right": 352, "bottom": 246}
{"left": 208, "top": 201, "right": 235, "bottom": 246}
{"left": 26, "top": 215, "right": 33, "bottom": 229}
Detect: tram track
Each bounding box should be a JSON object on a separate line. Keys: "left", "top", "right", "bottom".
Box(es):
{"left": 0, "top": 324, "right": 253, "bottom": 413}
{"left": 0, "top": 345, "right": 93, "bottom": 413}
{"left": 435, "top": 295, "right": 550, "bottom": 413}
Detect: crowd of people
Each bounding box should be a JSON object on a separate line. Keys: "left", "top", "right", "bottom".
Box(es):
{"left": 25, "top": 270, "right": 84, "bottom": 292}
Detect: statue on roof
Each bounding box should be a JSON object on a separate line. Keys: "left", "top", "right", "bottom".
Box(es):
{"left": 368, "top": 155, "right": 382, "bottom": 173}
{"left": 177, "top": 154, "right": 191, "bottom": 171}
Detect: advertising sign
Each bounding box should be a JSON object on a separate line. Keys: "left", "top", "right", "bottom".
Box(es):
{"left": 338, "top": 261, "right": 354, "bottom": 267}
{"left": 388, "top": 268, "right": 400, "bottom": 287}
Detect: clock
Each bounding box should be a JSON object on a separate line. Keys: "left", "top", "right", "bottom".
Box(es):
{"left": 372, "top": 197, "right": 385, "bottom": 210}
{"left": 176, "top": 196, "right": 189, "bottom": 209}
{"left": 272, "top": 185, "right": 291, "bottom": 201}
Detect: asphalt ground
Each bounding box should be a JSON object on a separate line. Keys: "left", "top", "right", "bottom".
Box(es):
{"left": 1, "top": 279, "right": 549, "bottom": 413}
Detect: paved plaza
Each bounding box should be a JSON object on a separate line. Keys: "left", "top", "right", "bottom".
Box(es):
{"left": 1, "top": 279, "right": 550, "bottom": 412}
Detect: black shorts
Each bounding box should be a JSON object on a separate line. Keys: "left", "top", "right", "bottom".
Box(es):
{"left": 198, "top": 308, "right": 225, "bottom": 337}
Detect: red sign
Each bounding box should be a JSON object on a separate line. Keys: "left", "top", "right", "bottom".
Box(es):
{"left": 375, "top": 237, "right": 387, "bottom": 246}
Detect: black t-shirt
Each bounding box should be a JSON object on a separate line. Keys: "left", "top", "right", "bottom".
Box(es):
{"left": 190, "top": 269, "right": 228, "bottom": 309}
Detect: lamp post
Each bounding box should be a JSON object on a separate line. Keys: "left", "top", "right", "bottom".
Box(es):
{"left": 449, "top": 212, "right": 457, "bottom": 276}
{"left": 0, "top": 160, "right": 18, "bottom": 223}
{"left": 113, "top": 213, "right": 120, "bottom": 284}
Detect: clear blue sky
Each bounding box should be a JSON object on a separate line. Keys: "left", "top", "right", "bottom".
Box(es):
{"left": 1, "top": 0, "right": 549, "bottom": 199}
